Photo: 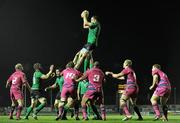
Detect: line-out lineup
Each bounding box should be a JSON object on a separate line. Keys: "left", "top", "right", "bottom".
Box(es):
{"left": 6, "top": 10, "right": 171, "bottom": 121}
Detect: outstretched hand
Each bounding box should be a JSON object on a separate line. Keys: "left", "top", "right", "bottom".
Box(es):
{"left": 81, "top": 10, "right": 89, "bottom": 18}
{"left": 105, "top": 71, "right": 112, "bottom": 76}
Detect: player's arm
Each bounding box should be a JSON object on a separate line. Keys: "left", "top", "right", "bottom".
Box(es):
{"left": 21, "top": 74, "right": 31, "bottom": 92}
{"left": 149, "top": 74, "right": 158, "bottom": 90}
{"left": 6, "top": 80, "right": 11, "bottom": 88}
{"left": 77, "top": 83, "right": 81, "bottom": 100}
{"left": 6, "top": 75, "right": 12, "bottom": 88}
{"left": 83, "top": 16, "right": 92, "bottom": 28}
{"left": 76, "top": 73, "right": 87, "bottom": 82}
{"left": 45, "top": 83, "right": 58, "bottom": 91}
{"left": 41, "top": 65, "right": 54, "bottom": 79}
{"left": 24, "top": 82, "right": 31, "bottom": 93}
{"left": 105, "top": 71, "right": 124, "bottom": 79}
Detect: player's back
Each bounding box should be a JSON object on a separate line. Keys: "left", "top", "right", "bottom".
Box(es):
{"left": 155, "top": 69, "right": 170, "bottom": 86}
{"left": 9, "top": 71, "right": 25, "bottom": 90}
{"left": 86, "top": 67, "right": 104, "bottom": 88}
{"left": 62, "top": 68, "right": 80, "bottom": 84}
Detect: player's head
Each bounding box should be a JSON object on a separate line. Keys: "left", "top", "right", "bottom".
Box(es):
{"left": 93, "top": 61, "right": 100, "bottom": 68}
{"left": 123, "top": 59, "right": 132, "bottom": 68}
{"left": 55, "top": 69, "right": 60, "bottom": 76}
{"left": 15, "top": 63, "right": 23, "bottom": 71}
{"left": 152, "top": 64, "right": 161, "bottom": 70}
{"left": 66, "top": 61, "right": 74, "bottom": 68}
{"left": 91, "top": 16, "right": 98, "bottom": 23}
{"left": 33, "top": 63, "right": 42, "bottom": 70}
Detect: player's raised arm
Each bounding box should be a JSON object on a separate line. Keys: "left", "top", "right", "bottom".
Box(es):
{"left": 81, "top": 10, "right": 91, "bottom": 28}
{"left": 76, "top": 73, "right": 87, "bottom": 82}
{"left": 41, "top": 65, "right": 54, "bottom": 79}
{"left": 105, "top": 71, "right": 124, "bottom": 79}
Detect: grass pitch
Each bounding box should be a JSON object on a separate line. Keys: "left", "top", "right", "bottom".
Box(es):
{"left": 0, "top": 114, "right": 180, "bottom": 123}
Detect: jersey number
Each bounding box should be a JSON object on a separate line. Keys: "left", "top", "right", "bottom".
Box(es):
{"left": 12, "top": 77, "right": 18, "bottom": 84}
{"left": 93, "top": 75, "right": 100, "bottom": 82}
{"left": 65, "top": 73, "right": 75, "bottom": 79}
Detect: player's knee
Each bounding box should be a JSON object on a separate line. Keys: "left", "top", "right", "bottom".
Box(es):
{"left": 120, "top": 99, "right": 126, "bottom": 107}
{"left": 150, "top": 97, "right": 156, "bottom": 104}
{"left": 58, "top": 101, "right": 65, "bottom": 108}
{"left": 43, "top": 98, "right": 47, "bottom": 104}
{"left": 54, "top": 101, "right": 59, "bottom": 108}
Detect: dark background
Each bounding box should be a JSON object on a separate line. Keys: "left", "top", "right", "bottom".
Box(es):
{"left": 0, "top": 0, "right": 179, "bottom": 106}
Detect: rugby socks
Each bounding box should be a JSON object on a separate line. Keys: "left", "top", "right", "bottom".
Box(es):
{"left": 57, "top": 106, "right": 64, "bottom": 118}
{"left": 74, "top": 102, "right": 79, "bottom": 118}
{"left": 16, "top": 106, "right": 23, "bottom": 119}
{"left": 152, "top": 104, "right": 161, "bottom": 117}
{"left": 25, "top": 106, "right": 33, "bottom": 117}
{"left": 34, "top": 103, "right": 46, "bottom": 115}
{"left": 100, "top": 105, "right": 106, "bottom": 120}
{"left": 87, "top": 106, "right": 91, "bottom": 117}
{"left": 9, "top": 106, "right": 15, "bottom": 118}
{"left": 82, "top": 104, "right": 87, "bottom": 119}
{"left": 91, "top": 104, "right": 101, "bottom": 118}
{"left": 123, "top": 104, "right": 131, "bottom": 116}
{"left": 133, "top": 106, "right": 143, "bottom": 119}
{"left": 162, "top": 105, "right": 168, "bottom": 120}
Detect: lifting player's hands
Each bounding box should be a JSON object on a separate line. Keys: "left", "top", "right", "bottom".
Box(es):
{"left": 105, "top": 71, "right": 113, "bottom": 76}
{"left": 45, "top": 86, "right": 51, "bottom": 92}
{"left": 49, "top": 65, "right": 54, "bottom": 72}
{"left": 149, "top": 85, "right": 154, "bottom": 90}
{"left": 81, "top": 10, "right": 89, "bottom": 18}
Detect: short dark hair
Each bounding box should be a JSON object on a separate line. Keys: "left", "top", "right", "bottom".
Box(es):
{"left": 153, "top": 64, "right": 161, "bottom": 69}
{"left": 92, "top": 15, "right": 98, "bottom": 21}
{"left": 33, "top": 63, "right": 42, "bottom": 70}
{"left": 93, "top": 61, "right": 100, "bottom": 67}
{"left": 66, "top": 61, "right": 74, "bottom": 68}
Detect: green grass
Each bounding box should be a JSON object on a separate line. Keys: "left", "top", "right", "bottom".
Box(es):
{"left": 0, "top": 114, "right": 180, "bottom": 123}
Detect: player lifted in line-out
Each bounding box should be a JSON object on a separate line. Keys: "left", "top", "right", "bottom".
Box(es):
{"left": 56, "top": 61, "right": 81, "bottom": 120}
{"left": 24, "top": 63, "right": 54, "bottom": 120}
{"left": 106, "top": 59, "right": 143, "bottom": 121}
{"left": 6, "top": 63, "right": 31, "bottom": 120}
{"left": 149, "top": 64, "right": 171, "bottom": 121}
{"left": 73, "top": 10, "right": 101, "bottom": 70}
{"left": 76, "top": 61, "right": 106, "bottom": 121}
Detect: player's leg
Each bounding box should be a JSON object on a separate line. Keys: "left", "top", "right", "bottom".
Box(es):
{"left": 130, "top": 97, "right": 143, "bottom": 120}
{"left": 160, "top": 89, "right": 170, "bottom": 121}
{"left": 62, "top": 97, "right": 74, "bottom": 120}
{"left": 56, "top": 99, "right": 66, "bottom": 120}
{"left": 9, "top": 90, "right": 16, "bottom": 119}
{"left": 33, "top": 97, "right": 47, "bottom": 116}
{"left": 81, "top": 95, "right": 89, "bottom": 120}
{"left": 56, "top": 87, "right": 68, "bottom": 120}
{"left": 54, "top": 99, "right": 60, "bottom": 114}
{"left": 120, "top": 94, "right": 132, "bottom": 121}
{"left": 54, "top": 91, "right": 61, "bottom": 114}
{"left": 73, "top": 99, "right": 80, "bottom": 120}
{"left": 74, "top": 49, "right": 88, "bottom": 69}
{"left": 16, "top": 99, "right": 24, "bottom": 120}
{"left": 73, "top": 51, "right": 80, "bottom": 65}
{"left": 24, "top": 98, "right": 37, "bottom": 119}
{"left": 99, "top": 93, "right": 106, "bottom": 120}
{"left": 9, "top": 92, "right": 16, "bottom": 119}
{"left": 150, "top": 94, "right": 161, "bottom": 120}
